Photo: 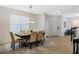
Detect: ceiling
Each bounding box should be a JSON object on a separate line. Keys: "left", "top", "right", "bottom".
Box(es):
{"left": 1, "top": 5, "right": 79, "bottom": 17}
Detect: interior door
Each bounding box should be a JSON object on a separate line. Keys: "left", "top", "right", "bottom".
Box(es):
{"left": 52, "top": 16, "right": 60, "bottom": 36}
{"left": 45, "top": 16, "right": 60, "bottom": 36}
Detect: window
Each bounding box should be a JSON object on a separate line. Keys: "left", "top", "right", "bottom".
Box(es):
{"left": 20, "top": 16, "right": 29, "bottom": 30}
{"left": 10, "top": 14, "right": 29, "bottom": 34}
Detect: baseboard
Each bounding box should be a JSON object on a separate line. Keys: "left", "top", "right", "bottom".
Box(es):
{"left": 46, "top": 35, "right": 59, "bottom": 37}
{"left": 0, "top": 41, "right": 10, "bottom": 45}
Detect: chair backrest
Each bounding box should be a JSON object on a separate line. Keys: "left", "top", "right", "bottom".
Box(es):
{"left": 9, "top": 32, "right": 15, "bottom": 42}
{"left": 37, "top": 31, "right": 43, "bottom": 41}
{"left": 30, "top": 32, "right": 37, "bottom": 42}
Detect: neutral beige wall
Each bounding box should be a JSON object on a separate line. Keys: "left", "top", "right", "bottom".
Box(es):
{"left": 45, "top": 15, "right": 62, "bottom": 36}
{"left": 0, "top": 7, "right": 38, "bottom": 44}
{"left": 37, "top": 13, "right": 46, "bottom": 31}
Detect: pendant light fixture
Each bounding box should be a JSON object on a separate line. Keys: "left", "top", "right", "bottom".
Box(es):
{"left": 28, "top": 5, "right": 35, "bottom": 24}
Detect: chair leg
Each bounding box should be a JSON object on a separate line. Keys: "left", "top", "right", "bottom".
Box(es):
{"left": 73, "top": 41, "right": 75, "bottom": 54}
{"left": 11, "top": 42, "right": 13, "bottom": 48}
{"left": 76, "top": 43, "right": 78, "bottom": 54}
{"left": 19, "top": 42, "right": 20, "bottom": 47}
{"left": 30, "top": 43, "right": 32, "bottom": 49}
{"left": 38, "top": 41, "right": 40, "bottom": 46}
{"left": 11, "top": 42, "right": 15, "bottom": 50}
{"left": 41, "top": 40, "right": 43, "bottom": 45}
{"left": 36, "top": 41, "right": 39, "bottom": 46}
{"left": 39, "top": 40, "right": 43, "bottom": 45}
{"left": 19, "top": 40, "right": 22, "bottom": 47}
{"left": 43, "top": 38, "right": 45, "bottom": 42}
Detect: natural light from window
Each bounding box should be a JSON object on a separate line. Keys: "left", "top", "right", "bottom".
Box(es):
{"left": 10, "top": 14, "right": 29, "bottom": 33}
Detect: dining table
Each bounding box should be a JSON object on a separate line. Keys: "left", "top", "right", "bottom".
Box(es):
{"left": 15, "top": 31, "right": 45, "bottom": 48}
{"left": 15, "top": 33, "right": 31, "bottom": 47}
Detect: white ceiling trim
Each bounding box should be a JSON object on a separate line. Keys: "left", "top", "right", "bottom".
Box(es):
{"left": 1, "top": 5, "right": 79, "bottom": 17}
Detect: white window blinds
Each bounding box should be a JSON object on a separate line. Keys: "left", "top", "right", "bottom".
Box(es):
{"left": 10, "top": 14, "right": 29, "bottom": 33}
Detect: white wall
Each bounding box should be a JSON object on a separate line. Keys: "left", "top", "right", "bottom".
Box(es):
{"left": 61, "top": 16, "right": 67, "bottom": 36}
{"left": 72, "top": 17, "right": 79, "bottom": 27}
{"left": 37, "top": 13, "right": 45, "bottom": 31}
{"left": 0, "top": 7, "right": 38, "bottom": 44}
{"left": 66, "top": 17, "right": 73, "bottom": 30}
{"left": 38, "top": 13, "right": 66, "bottom": 36}
{"left": 72, "top": 17, "right": 79, "bottom": 38}
{"left": 46, "top": 15, "right": 67, "bottom": 36}
{"left": 52, "top": 15, "right": 62, "bottom": 36}
{"left": 65, "top": 17, "right": 79, "bottom": 30}
{"left": 45, "top": 15, "right": 53, "bottom": 36}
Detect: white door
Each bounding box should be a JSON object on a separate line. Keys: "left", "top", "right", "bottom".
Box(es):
{"left": 52, "top": 16, "right": 59, "bottom": 36}
{"left": 45, "top": 16, "right": 61, "bottom": 36}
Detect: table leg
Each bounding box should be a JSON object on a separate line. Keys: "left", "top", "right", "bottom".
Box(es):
{"left": 76, "top": 43, "right": 78, "bottom": 54}
{"left": 73, "top": 40, "right": 76, "bottom": 54}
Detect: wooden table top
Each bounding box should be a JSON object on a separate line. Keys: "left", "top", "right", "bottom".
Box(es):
{"left": 15, "top": 32, "right": 31, "bottom": 37}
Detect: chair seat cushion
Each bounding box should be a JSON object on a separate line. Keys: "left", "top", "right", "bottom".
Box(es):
{"left": 15, "top": 38, "right": 21, "bottom": 43}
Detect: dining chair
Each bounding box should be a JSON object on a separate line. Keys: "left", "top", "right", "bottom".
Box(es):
{"left": 27, "top": 32, "right": 37, "bottom": 49}
{"left": 37, "top": 31, "right": 45, "bottom": 45}
{"left": 9, "top": 32, "right": 21, "bottom": 50}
